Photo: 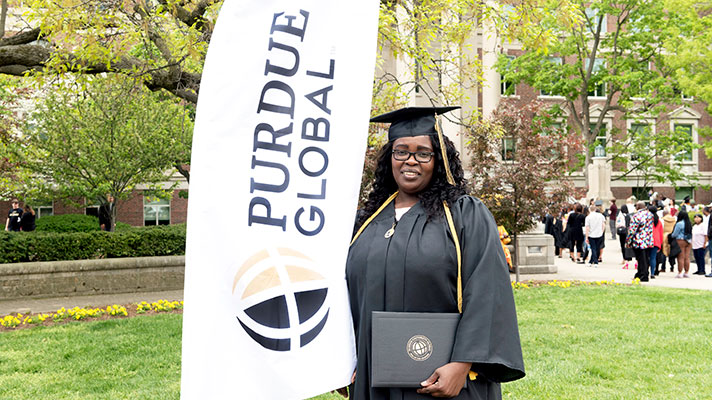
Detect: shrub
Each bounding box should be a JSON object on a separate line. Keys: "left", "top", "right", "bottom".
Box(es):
{"left": 35, "top": 214, "right": 101, "bottom": 233}
{"left": 0, "top": 224, "right": 186, "bottom": 263}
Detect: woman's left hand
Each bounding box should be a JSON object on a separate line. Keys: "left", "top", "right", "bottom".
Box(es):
{"left": 416, "top": 362, "right": 472, "bottom": 398}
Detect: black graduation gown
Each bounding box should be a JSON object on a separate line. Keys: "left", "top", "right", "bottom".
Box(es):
{"left": 346, "top": 196, "right": 525, "bottom": 400}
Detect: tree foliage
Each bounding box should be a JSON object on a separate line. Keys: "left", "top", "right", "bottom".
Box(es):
{"left": 16, "top": 75, "right": 192, "bottom": 228}
{"left": 498, "top": 0, "right": 700, "bottom": 188}
{"left": 467, "top": 100, "right": 584, "bottom": 270}
{"left": 0, "top": 0, "right": 220, "bottom": 104}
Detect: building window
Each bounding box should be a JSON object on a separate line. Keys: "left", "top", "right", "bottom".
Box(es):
{"left": 674, "top": 124, "right": 694, "bottom": 162}
{"left": 540, "top": 57, "right": 563, "bottom": 96}
{"left": 675, "top": 187, "right": 693, "bottom": 203}
{"left": 585, "top": 8, "right": 607, "bottom": 33}
{"left": 502, "top": 137, "right": 515, "bottom": 161}
{"left": 501, "top": 55, "right": 516, "bottom": 96}
{"left": 594, "top": 125, "right": 607, "bottom": 157}
{"left": 587, "top": 58, "right": 606, "bottom": 97}
{"left": 629, "top": 123, "right": 650, "bottom": 162}
{"left": 632, "top": 187, "right": 651, "bottom": 202}
{"left": 36, "top": 203, "right": 53, "bottom": 218}
{"left": 86, "top": 204, "right": 99, "bottom": 218}
{"left": 144, "top": 197, "right": 170, "bottom": 226}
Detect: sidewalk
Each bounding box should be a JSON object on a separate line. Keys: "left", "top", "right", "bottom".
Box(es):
{"left": 2, "top": 237, "right": 711, "bottom": 316}
{"left": 516, "top": 236, "right": 712, "bottom": 291}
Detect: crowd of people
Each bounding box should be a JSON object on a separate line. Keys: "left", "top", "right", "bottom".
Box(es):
{"left": 4, "top": 198, "right": 35, "bottom": 232}
{"left": 545, "top": 193, "right": 712, "bottom": 282}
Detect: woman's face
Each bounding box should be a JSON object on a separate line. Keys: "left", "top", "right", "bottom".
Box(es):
{"left": 694, "top": 215, "right": 702, "bottom": 224}
{"left": 391, "top": 135, "right": 435, "bottom": 196}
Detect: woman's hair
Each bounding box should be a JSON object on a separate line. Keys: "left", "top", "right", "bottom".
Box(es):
{"left": 574, "top": 203, "right": 583, "bottom": 213}
{"left": 23, "top": 205, "right": 35, "bottom": 216}
{"left": 648, "top": 205, "right": 659, "bottom": 227}
{"left": 358, "top": 135, "right": 467, "bottom": 225}
{"left": 693, "top": 214, "right": 703, "bottom": 224}
{"left": 620, "top": 204, "right": 629, "bottom": 214}
{"left": 677, "top": 210, "right": 692, "bottom": 235}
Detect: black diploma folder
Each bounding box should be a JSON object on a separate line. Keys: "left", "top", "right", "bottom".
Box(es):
{"left": 371, "top": 311, "right": 461, "bottom": 387}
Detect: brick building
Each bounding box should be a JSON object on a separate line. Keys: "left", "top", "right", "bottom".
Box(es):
{"left": 376, "top": 4, "right": 712, "bottom": 206}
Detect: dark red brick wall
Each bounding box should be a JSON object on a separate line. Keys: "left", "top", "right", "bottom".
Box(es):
{"left": 171, "top": 190, "right": 188, "bottom": 225}
{"left": 54, "top": 198, "right": 85, "bottom": 215}
{"left": 116, "top": 191, "right": 145, "bottom": 227}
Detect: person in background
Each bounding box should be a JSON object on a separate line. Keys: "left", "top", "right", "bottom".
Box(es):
{"left": 20, "top": 205, "right": 36, "bottom": 232}
{"left": 552, "top": 210, "right": 566, "bottom": 258}
{"left": 616, "top": 205, "right": 635, "bottom": 269}
{"left": 649, "top": 205, "right": 663, "bottom": 278}
{"left": 498, "top": 225, "right": 514, "bottom": 273}
{"left": 585, "top": 205, "right": 606, "bottom": 268}
{"left": 99, "top": 194, "right": 115, "bottom": 231}
{"left": 670, "top": 210, "right": 692, "bottom": 278}
{"left": 608, "top": 199, "right": 618, "bottom": 240}
{"left": 691, "top": 214, "right": 708, "bottom": 275}
{"left": 626, "top": 201, "right": 654, "bottom": 282}
{"left": 682, "top": 196, "right": 693, "bottom": 212}
{"left": 567, "top": 203, "right": 586, "bottom": 263}
{"left": 661, "top": 209, "right": 677, "bottom": 273}
{"left": 668, "top": 199, "right": 678, "bottom": 217}
{"left": 5, "top": 199, "right": 22, "bottom": 232}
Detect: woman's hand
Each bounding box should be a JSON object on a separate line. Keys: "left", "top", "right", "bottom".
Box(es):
{"left": 416, "top": 362, "right": 472, "bottom": 398}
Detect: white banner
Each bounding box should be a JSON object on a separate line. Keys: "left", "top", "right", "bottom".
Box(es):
{"left": 180, "top": 1, "right": 380, "bottom": 399}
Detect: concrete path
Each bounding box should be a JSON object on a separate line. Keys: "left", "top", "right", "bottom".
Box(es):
{"left": 2, "top": 236, "right": 711, "bottom": 316}
{"left": 515, "top": 236, "right": 712, "bottom": 291}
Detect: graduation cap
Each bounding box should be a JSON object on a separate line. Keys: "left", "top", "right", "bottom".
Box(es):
{"left": 370, "top": 106, "right": 460, "bottom": 185}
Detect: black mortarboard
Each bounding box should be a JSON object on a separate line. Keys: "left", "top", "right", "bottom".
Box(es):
{"left": 370, "top": 106, "right": 460, "bottom": 141}
{"left": 370, "top": 106, "right": 460, "bottom": 186}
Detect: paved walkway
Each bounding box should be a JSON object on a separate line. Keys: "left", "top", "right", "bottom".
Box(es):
{"left": 516, "top": 236, "right": 712, "bottom": 291}
{"left": 2, "top": 237, "right": 710, "bottom": 315}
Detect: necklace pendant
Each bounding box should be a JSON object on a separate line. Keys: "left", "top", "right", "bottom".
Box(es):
{"left": 384, "top": 227, "right": 395, "bottom": 238}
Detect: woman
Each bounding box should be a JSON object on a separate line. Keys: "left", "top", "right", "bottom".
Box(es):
{"left": 691, "top": 214, "right": 708, "bottom": 275}
{"left": 20, "top": 205, "right": 36, "bottom": 232}
{"left": 648, "top": 205, "right": 663, "bottom": 278}
{"left": 347, "top": 107, "right": 525, "bottom": 399}
{"left": 567, "top": 204, "right": 586, "bottom": 263}
{"left": 553, "top": 210, "right": 566, "bottom": 258}
{"left": 661, "top": 209, "right": 677, "bottom": 272}
{"left": 616, "top": 205, "right": 634, "bottom": 268}
{"left": 670, "top": 210, "right": 692, "bottom": 278}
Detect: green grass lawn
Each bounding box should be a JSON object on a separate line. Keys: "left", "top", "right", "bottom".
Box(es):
{"left": 1, "top": 285, "right": 711, "bottom": 399}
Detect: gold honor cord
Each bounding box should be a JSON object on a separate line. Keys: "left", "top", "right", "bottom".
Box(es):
{"left": 435, "top": 116, "right": 456, "bottom": 186}
{"left": 350, "top": 191, "right": 399, "bottom": 246}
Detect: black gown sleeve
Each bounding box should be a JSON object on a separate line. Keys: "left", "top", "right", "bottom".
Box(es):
{"left": 449, "top": 196, "right": 526, "bottom": 383}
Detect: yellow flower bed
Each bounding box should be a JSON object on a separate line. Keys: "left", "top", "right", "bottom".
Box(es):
{"left": 511, "top": 279, "right": 638, "bottom": 290}
{"left": 0, "top": 300, "right": 183, "bottom": 330}
{"left": 136, "top": 300, "right": 183, "bottom": 313}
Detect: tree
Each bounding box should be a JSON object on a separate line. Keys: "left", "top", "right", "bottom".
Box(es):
{"left": 664, "top": 0, "right": 712, "bottom": 113}
{"left": 467, "top": 100, "right": 584, "bottom": 281}
{"left": 498, "top": 0, "right": 700, "bottom": 189}
{"left": 0, "top": 0, "right": 220, "bottom": 104}
{"left": 17, "top": 75, "right": 193, "bottom": 231}
{"left": 0, "top": 75, "right": 31, "bottom": 200}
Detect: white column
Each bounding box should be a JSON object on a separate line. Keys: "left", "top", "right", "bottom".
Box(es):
{"left": 481, "top": 0, "right": 500, "bottom": 119}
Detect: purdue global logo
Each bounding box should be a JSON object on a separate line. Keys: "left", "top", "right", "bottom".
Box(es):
{"left": 232, "top": 247, "right": 330, "bottom": 351}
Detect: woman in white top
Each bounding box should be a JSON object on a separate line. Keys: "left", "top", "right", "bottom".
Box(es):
{"left": 691, "top": 214, "right": 708, "bottom": 275}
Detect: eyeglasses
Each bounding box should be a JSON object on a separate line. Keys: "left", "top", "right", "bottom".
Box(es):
{"left": 392, "top": 149, "right": 435, "bottom": 163}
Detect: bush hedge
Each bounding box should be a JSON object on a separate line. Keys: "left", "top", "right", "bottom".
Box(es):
{"left": 0, "top": 224, "right": 186, "bottom": 263}
{"left": 35, "top": 214, "right": 101, "bottom": 233}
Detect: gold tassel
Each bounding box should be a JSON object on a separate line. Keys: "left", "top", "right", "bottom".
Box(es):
{"left": 435, "top": 115, "right": 455, "bottom": 186}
